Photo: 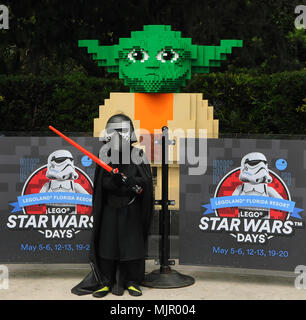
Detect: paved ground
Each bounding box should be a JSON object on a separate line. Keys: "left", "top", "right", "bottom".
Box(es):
{"left": 1, "top": 260, "right": 306, "bottom": 300}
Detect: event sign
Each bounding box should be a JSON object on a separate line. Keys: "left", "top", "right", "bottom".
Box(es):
{"left": 179, "top": 138, "right": 306, "bottom": 271}
{"left": 0, "top": 137, "right": 98, "bottom": 262}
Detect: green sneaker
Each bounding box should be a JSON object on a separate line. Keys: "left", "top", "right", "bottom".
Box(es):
{"left": 92, "top": 285, "right": 110, "bottom": 298}
{"left": 127, "top": 285, "right": 142, "bottom": 297}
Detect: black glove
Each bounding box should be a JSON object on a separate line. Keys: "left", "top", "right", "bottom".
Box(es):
{"left": 124, "top": 176, "right": 138, "bottom": 189}
{"left": 110, "top": 171, "right": 143, "bottom": 194}
{"left": 121, "top": 174, "right": 143, "bottom": 194}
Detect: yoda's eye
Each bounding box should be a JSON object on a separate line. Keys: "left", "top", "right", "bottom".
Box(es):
{"left": 128, "top": 49, "right": 149, "bottom": 63}
{"left": 157, "top": 49, "right": 179, "bottom": 63}
{"left": 133, "top": 51, "right": 143, "bottom": 60}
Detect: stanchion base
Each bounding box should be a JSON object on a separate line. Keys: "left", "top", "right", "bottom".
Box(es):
{"left": 142, "top": 267, "right": 195, "bottom": 288}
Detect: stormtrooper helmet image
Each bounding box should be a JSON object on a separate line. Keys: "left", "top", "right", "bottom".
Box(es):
{"left": 46, "top": 150, "right": 79, "bottom": 181}
{"left": 239, "top": 152, "right": 272, "bottom": 184}
{"left": 101, "top": 114, "right": 137, "bottom": 151}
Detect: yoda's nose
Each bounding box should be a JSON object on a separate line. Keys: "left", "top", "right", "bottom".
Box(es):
{"left": 145, "top": 58, "right": 160, "bottom": 69}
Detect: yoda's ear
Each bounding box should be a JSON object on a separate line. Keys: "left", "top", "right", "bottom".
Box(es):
{"left": 191, "top": 39, "right": 243, "bottom": 73}
{"left": 78, "top": 40, "right": 120, "bottom": 73}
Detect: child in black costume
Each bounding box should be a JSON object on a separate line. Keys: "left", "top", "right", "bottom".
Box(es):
{"left": 71, "top": 114, "right": 153, "bottom": 298}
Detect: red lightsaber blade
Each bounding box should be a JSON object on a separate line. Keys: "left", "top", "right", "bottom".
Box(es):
{"left": 49, "top": 125, "right": 117, "bottom": 174}
{"left": 48, "top": 125, "right": 143, "bottom": 195}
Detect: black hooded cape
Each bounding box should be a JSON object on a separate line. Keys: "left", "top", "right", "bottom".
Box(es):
{"left": 71, "top": 147, "right": 153, "bottom": 295}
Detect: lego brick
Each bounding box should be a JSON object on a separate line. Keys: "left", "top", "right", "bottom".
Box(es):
{"left": 189, "top": 93, "right": 196, "bottom": 121}
{"left": 134, "top": 93, "right": 173, "bottom": 134}
{"left": 213, "top": 119, "right": 219, "bottom": 138}
{"left": 207, "top": 106, "right": 213, "bottom": 120}
{"left": 172, "top": 93, "right": 191, "bottom": 121}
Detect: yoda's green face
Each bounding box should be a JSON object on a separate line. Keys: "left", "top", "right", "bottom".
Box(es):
{"left": 79, "top": 25, "right": 242, "bottom": 93}
{"left": 117, "top": 29, "right": 193, "bottom": 92}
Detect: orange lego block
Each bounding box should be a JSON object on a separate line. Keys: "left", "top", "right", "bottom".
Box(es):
{"left": 135, "top": 93, "right": 173, "bottom": 134}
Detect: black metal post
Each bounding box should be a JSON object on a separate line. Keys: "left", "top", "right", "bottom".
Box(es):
{"left": 160, "top": 126, "right": 170, "bottom": 272}
{"left": 142, "top": 127, "right": 195, "bottom": 288}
